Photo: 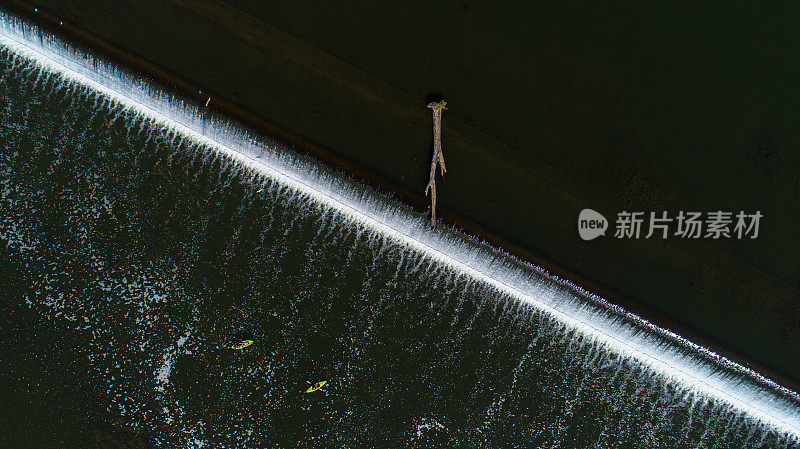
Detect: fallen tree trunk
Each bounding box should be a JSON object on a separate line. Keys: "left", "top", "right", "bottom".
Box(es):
{"left": 425, "top": 100, "right": 447, "bottom": 227}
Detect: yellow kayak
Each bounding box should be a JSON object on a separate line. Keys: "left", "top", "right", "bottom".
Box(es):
{"left": 231, "top": 340, "right": 253, "bottom": 350}
{"left": 305, "top": 381, "right": 326, "bottom": 393}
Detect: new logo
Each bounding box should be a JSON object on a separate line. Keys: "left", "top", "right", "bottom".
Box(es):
{"left": 578, "top": 209, "right": 608, "bottom": 240}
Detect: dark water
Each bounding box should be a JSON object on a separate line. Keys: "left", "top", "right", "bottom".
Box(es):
{"left": 0, "top": 25, "right": 798, "bottom": 449}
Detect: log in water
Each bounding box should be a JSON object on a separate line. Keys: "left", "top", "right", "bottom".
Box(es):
{"left": 0, "top": 10, "right": 798, "bottom": 448}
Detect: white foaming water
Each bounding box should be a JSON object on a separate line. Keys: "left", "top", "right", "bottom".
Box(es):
{"left": 155, "top": 330, "right": 192, "bottom": 392}
{"left": 1, "top": 9, "right": 798, "bottom": 441}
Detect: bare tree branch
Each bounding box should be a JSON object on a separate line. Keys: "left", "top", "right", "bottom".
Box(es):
{"left": 426, "top": 100, "right": 447, "bottom": 227}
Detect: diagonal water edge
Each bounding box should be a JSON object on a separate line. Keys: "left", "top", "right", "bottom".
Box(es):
{"left": 1, "top": 9, "right": 798, "bottom": 440}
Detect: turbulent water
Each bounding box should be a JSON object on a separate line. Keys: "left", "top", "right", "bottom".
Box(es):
{"left": 0, "top": 11, "right": 799, "bottom": 449}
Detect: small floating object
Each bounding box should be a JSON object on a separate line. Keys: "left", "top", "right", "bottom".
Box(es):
{"left": 231, "top": 340, "right": 253, "bottom": 350}
{"left": 305, "top": 380, "right": 326, "bottom": 393}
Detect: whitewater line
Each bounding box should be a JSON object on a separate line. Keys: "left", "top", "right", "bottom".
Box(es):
{"left": 0, "top": 20, "right": 798, "bottom": 439}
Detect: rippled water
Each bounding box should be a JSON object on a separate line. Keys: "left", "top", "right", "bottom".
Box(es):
{"left": 0, "top": 11, "right": 798, "bottom": 449}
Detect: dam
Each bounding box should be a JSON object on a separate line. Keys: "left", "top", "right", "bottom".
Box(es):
{"left": 0, "top": 9, "right": 798, "bottom": 448}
